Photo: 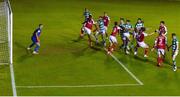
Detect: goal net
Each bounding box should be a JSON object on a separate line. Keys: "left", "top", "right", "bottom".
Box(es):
{"left": 0, "top": 0, "right": 13, "bottom": 65}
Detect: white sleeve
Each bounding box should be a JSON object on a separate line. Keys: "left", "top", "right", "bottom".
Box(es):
{"left": 108, "top": 16, "right": 110, "bottom": 21}
{"left": 164, "top": 26, "right": 168, "bottom": 35}
{"left": 143, "top": 32, "right": 148, "bottom": 36}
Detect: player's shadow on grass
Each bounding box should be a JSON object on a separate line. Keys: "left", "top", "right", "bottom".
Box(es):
{"left": 71, "top": 46, "right": 89, "bottom": 57}
{"left": 132, "top": 55, "right": 157, "bottom": 67}
{"left": 14, "top": 42, "right": 33, "bottom": 62}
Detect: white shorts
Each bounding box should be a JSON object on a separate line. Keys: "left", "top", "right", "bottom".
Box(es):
{"left": 96, "top": 29, "right": 106, "bottom": 35}
{"left": 157, "top": 49, "right": 165, "bottom": 57}
{"left": 109, "top": 35, "right": 117, "bottom": 44}
{"left": 123, "top": 32, "right": 130, "bottom": 38}
{"left": 83, "top": 27, "right": 91, "bottom": 35}
{"left": 137, "top": 41, "right": 148, "bottom": 48}
{"left": 172, "top": 50, "right": 179, "bottom": 60}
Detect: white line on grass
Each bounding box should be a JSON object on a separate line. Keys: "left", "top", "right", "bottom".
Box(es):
{"left": 17, "top": 84, "right": 140, "bottom": 88}
{"left": 104, "top": 48, "right": 144, "bottom": 85}
{"left": 10, "top": 63, "right": 17, "bottom": 96}
{"left": 16, "top": 48, "right": 143, "bottom": 89}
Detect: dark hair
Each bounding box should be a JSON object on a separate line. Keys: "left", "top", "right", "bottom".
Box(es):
{"left": 160, "top": 21, "right": 165, "bottom": 24}
{"left": 126, "top": 20, "right": 130, "bottom": 22}
{"left": 137, "top": 18, "right": 141, "bottom": 20}
{"left": 120, "top": 18, "right": 124, "bottom": 20}
{"left": 114, "top": 21, "right": 118, "bottom": 25}
{"left": 172, "top": 33, "right": 176, "bottom": 36}
{"left": 39, "top": 24, "right": 43, "bottom": 27}
{"left": 140, "top": 27, "right": 146, "bottom": 32}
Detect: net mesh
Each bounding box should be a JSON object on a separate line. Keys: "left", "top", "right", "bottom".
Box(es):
{"left": 0, "top": 1, "right": 9, "bottom": 64}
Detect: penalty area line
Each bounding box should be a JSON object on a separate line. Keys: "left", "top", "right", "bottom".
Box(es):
{"left": 16, "top": 84, "right": 141, "bottom": 88}
{"left": 104, "top": 48, "right": 144, "bottom": 85}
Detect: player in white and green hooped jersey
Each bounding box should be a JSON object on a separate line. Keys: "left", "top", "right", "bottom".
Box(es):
{"left": 83, "top": 8, "right": 91, "bottom": 22}
{"left": 169, "top": 33, "right": 179, "bottom": 71}
{"left": 123, "top": 20, "right": 133, "bottom": 54}
{"left": 135, "top": 18, "right": 144, "bottom": 31}
{"left": 94, "top": 16, "right": 106, "bottom": 47}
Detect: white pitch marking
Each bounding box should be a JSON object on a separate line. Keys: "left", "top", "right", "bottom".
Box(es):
{"left": 105, "top": 48, "right": 144, "bottom": 85}
{"left": 17, "top": 84, "right": 141, "bottom": 88}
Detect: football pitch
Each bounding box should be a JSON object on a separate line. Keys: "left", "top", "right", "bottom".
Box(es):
{"left": 1, "top": 0, "right": 180, "bottom": 96}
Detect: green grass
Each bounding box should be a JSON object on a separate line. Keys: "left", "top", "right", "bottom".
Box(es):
{"left": 1, "top": 0, "right": 180, "bottom": 96}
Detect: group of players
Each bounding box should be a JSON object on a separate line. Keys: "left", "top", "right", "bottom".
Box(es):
{"left": 80, "top": 8, "right": 179, "bottom": 71}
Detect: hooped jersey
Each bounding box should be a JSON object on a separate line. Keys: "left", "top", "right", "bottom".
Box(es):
{"left": 124, "top": 23, "right": 133, "bottom": 32}
{"left": 97, "top": 19, "right": 105, "bottom": 31}
{"left": 83, "top": 11, "right": 91, "bottom": 20}
{"left": 135, "top": 23, "right": 144, "bottom": 30}
{"left": 172, "top": 38, "right": 179, "bottom": 51}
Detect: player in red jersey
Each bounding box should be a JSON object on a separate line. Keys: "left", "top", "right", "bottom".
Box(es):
{"left": 155, "top": 21, "right": 167, "bottom": 36}
{"left": 152, "top": 33, "right": 168, "bottom": 66}
{"left": 81, "top": 15, "right": 95, "bottom": 47}
{"left": 134, "top": 27, "right": 154, "bottom": 57}
{"left": 107, "top": 22, "right": 121, "bottom": 54}
{"left": 103, "top": 12, "right": 110, "bottom": 38}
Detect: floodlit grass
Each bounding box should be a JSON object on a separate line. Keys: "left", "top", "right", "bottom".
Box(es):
{"left": 1, "top": 0, "right": 180, "bottom": 96}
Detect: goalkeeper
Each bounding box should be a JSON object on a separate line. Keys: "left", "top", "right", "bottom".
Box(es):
{"left": 27, "top": 24, "right": 43, "bottom": 54}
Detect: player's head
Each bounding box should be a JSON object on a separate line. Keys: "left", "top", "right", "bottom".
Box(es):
{"left": 114, "top": 21, "right": 118, "bottom": 26}
{"left": 104, "top": 12, "right": 107, "bottom": 16}
{"left": 126, "top": 20, "right": 130, "bottom": 24}
{"left": 160, "top": 21, "right": 165, "bottom": 26}
{"left": 39, "top": 24, "right": 43, "bottom": 29}
{"left": 172, "top": 33, "right": 176, "bottom": 39}
{"left": 89, "top": 15, "right": 92, "bottom": 19}
{"left": 120, "top": 18, "right": 124, "bottom": 23}
{"left": 137, "top": 18, "right": 142, "bottom": 23}
{"left": 85, "top": 8, "right": 88, "bottom": 12}
{"left": 99, "top": 16, "right": 102, "bottom": 19}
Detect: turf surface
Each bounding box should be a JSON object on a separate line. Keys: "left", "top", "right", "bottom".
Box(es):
{"left": 1, "top": 0, "right": 180, "bottom": 96}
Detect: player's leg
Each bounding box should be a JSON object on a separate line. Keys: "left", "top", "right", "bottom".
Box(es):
{"left": 125, "top": 37, "right": 130, "bottom": 54}
{"left": 33, "top": 42, "right": 40, "bottom": 54}
{"left": 105, "top": 26, "right": 108, "bottom": 39}
{"left": 157, "top": 49, "right": 164, "bottom": 66}
{"left": 134, "top": 43, "right": 139, "bottom": 56}
{"left": 88, "top": 34, "right": 93, "bottom": 47}
{"left": 172, "top": 50, "right": 178, "bottom": 71}
{"left": 80, "top": 27, "right": 85, "bottom": 38}
{"left": 142, "top": 42, "right": 149, "bottom": 57}
{"left": 84, "top": 27, "right": 93, "bottom": 47}
{"left": 27, "top": 37, "right": 36, "bottom": 50}
{"left": 107, "top": 36, "right": 117, "bottom": 54}
{"left": 95, "top": 31, "right": 100, "bottom": 44}
{"left": 101, "top": 30, "right": 106, "bottom": 47}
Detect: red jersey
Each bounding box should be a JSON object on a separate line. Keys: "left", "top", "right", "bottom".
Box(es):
{"left": 159, "top": 25, "right": 167, "bottom": 35}
{"left": 84, "top": 18, "right": 95, "bottom": 30}
{"left": 155, "top": 35, "right": 167, "bottom": 49}
{"left": 136, "top": 32, "right": 148, "bottom": 42}
{"left": 111, "top": 26, "right": 120, "bottom": 36}
{"left": 103, "top": 16, "right": 110, "bottom": 27}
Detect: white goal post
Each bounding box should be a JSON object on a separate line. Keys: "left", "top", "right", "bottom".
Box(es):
{"left": 1, "top": 0, "right": 16, "bottom": 96}
{"left": 0, "top": 0, "right": 13, "bottom": 65}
